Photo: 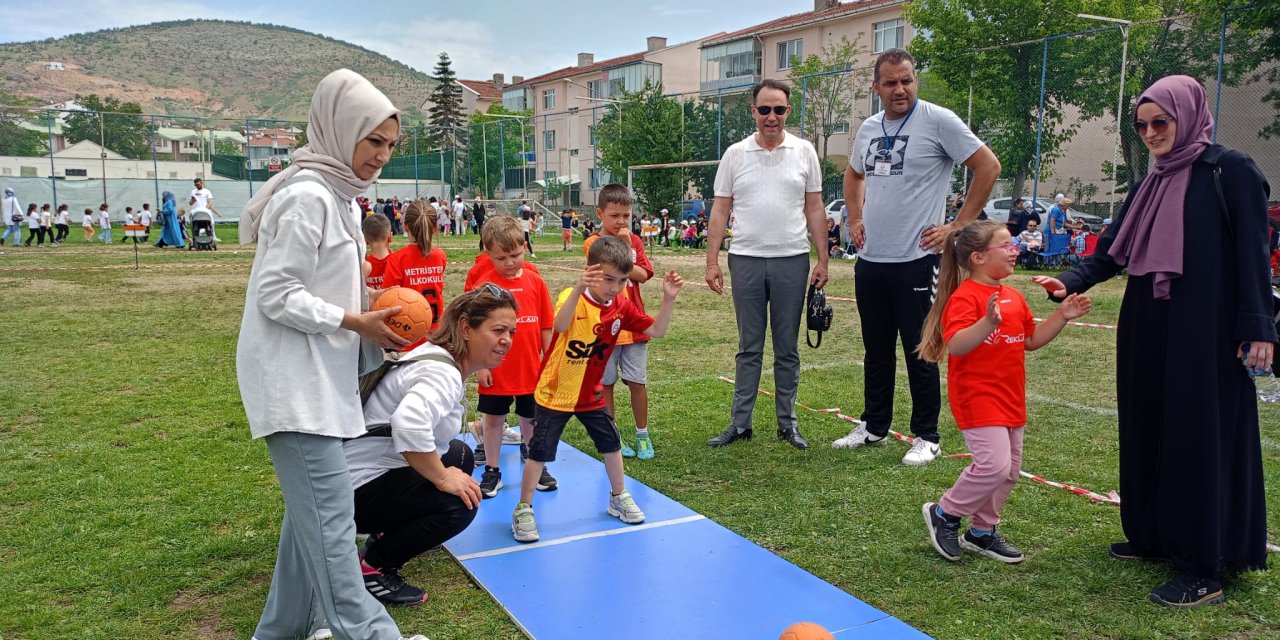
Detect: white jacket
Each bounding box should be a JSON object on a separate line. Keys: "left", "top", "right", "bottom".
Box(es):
{"left": 345, "top": 343, "right": 465, "bottom": 489}
{"left": 2, "top": 196, "right": 20, "bottom": 224}
{"left": 236, "top": 170, "right": 368, "bottom": 439}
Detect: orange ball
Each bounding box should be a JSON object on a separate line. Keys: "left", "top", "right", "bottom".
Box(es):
{"left": 372, "top": 287, "right": 433, "bottom": 343}
{"left": 779, "top": 622, "right": 836, "bottom": 640}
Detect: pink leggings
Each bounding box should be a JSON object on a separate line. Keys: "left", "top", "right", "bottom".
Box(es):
{"left": 939, "top": 426, "right": 1024, "bottom": 531}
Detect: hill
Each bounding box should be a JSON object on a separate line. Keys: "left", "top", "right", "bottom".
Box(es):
{"left": 0, "top": 20, "right": 434, "bottom": 122}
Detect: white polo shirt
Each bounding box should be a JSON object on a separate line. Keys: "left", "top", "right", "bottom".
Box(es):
{"left": 714, "top": 131, "right": 822, "bottom": 258}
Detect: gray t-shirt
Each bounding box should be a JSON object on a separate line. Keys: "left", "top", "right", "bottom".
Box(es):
{"left": 850, "top": 99, "right": 983, "bottom": 263}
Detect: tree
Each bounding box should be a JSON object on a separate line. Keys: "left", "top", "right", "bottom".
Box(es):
{"left": 214, "top": 136, "right": 241, "bottom": 156}
{"left": 467, "top": 105, "right": 531, "bottom": 199}
{"left": 787, "top": 35, "right": 870, "bottom": 161}
{"left": 596, "top": 82, "right": 687, "bottom": 214}
{"left": 683, "top": 92, "right": 756, "bottom": 201}
{"left": 426, "top": 52, "right": 465, "bottom": 146}
{"left": 0, "top": 92, "right": 48, "bottom": 157}
{"left": 62, "top": 94, "right": 151, "bottom": 159}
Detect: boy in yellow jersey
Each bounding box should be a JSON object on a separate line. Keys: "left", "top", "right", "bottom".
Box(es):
{"left": 512, "top": 236, "right": 684, "bottom": 542}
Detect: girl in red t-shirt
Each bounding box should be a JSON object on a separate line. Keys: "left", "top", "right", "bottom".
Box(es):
{"left": 383, "top": 199, "right": 447, "bottom": 335}
{"left": 917, "top": 220, "right": 1092, "bottom": 565}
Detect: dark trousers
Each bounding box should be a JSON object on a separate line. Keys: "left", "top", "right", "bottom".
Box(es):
{"left": 354, "top": 440, "right": 477, "bottom": 570}
{"left": 727, "top": 252, "right": 809, "bottom": 432}
{"left": 854, "top": 255, "right": 942, "bottom": 443}
{"left": 55, "top": 224, "right": 69, "bottom": 242}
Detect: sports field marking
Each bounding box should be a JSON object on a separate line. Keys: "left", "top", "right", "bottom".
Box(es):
{"left": 454, "top": 513, "right": 707, "bottom": 561}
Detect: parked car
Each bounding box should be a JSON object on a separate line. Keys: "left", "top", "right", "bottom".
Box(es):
{"left": 825, "top": 198, "right": 845, "bottom": 224}
{"left": 680, "top": 199, "right": 706, "bottom": 222}
{"left": 1068, "top": 212, "right": 1105, "bottom": 229}
{"left": 982, "top": 197, "right": 1055, "bottom": 224}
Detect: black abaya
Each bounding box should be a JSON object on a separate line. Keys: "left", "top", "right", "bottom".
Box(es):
{"left": 1056, "top": 145, "right": 1273, "bottom": 579}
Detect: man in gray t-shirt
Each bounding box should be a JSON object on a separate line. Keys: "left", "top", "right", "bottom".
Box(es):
{"left": 835, "top": 48, "right": 1000, "bottom": 465}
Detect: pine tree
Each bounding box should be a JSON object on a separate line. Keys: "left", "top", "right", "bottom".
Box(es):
{"left": 426, "top": 52, "right": 464, "bottom": 146}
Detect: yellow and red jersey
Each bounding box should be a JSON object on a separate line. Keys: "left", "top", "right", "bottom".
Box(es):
{"left": 383, "top": 245, "right": 447, "bottom": 331}
{"left": 534, "top": 288, "right": 653, "bottom": 412}
{"left": 582, "top": 233, "right": 653, "bottom": 345}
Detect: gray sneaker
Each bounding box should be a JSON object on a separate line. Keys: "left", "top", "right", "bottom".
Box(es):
{"left": 512, "top": 503, "right": 539, "bottom": 542}
{"left": 607, "top": 490, "right": 646, "bottom": 524}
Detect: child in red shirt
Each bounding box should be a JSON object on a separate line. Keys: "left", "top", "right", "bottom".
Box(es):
{"left": 382, "top": 199, "right": 447, "bottom": 332}
{"left": 362, "top": 213, "right": 393, "bottom": 289}
{"left": 917, "top": 221, "right": 1091, "bottom": 565}
{"left": 466, "top": 216, "right": 556, "bottom": 498}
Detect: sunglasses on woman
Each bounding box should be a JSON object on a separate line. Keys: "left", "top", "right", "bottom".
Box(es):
{"left": 481, "top": 282, "right": 513, "bottom": 300}
{"left": 754, "top": 105, "right": 789, "bottom": 116}
{"left": 1132, "top": 117, "right": 1173, "bottom": 135}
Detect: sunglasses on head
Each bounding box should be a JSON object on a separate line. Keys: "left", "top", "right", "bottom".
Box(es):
{"left": 480, "top": 283, "right": 513, "bottom": 300}
{"left": 1132, "top": 117, "right": 1173, "bottom": 135}
{"left": 754, "top": 105, "right": 789, "bottom": 116}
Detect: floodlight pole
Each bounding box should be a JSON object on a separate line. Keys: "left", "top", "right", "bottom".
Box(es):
{"left": 1078, "top": 13, "right": 1130, "bottom": 218}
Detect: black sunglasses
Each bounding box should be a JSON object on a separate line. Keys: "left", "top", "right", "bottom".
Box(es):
{"left": 1132, "top": 117, "right": 1173, "bottom": 135}
{"left": 481, "top": 283, "right": 513, "bottom": 300}
{"left": 754, "top": 105, "right": 789, "bottom": 116}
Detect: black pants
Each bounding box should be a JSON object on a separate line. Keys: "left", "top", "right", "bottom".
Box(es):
{"left": 25, "top": 228, "right": 39, "bottom": 246}
{"left": 854, "top": 255, "right": 941, "bottom": 443}
{"left": 55, "top": 224, "right": 69, "bottom": 242}
{"left": 354, "top": 439, "right": 477, "bottom": 570}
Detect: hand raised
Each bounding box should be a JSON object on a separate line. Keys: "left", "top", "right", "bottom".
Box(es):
{"left": 1031, "top": 275, "right": 1067, "bottom": 299}
{"left": 1059, "top": 293, "right": 1092, "bottom": 320}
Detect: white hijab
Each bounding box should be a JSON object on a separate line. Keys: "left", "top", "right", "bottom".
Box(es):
{"left": 239, "top": 69, "right": 399, "bottom": 244}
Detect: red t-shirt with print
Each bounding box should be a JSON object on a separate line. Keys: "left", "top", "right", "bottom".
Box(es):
{"left": 365, "top": 254, "right": 388, "bottom": 289}
{"left": 465, "top": 263, "right": 554, "bottom": 396}
{"left": 942, "top": 279, "right": 1037, "bottom": 430}
{"left": 382, "top": 245, "right": 447, "bottom": 331}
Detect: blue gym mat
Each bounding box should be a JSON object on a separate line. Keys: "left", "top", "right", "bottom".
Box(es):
{"left": 451, "top": 436, "right": 929, "bottom": 640}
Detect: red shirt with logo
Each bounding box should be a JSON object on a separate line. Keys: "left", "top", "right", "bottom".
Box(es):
{"left": 465, "top": 263, "right": 554, "bottom": 396}
{"left": 365, "top": 254, "right": 388, "bottom": 289}
{"left": 942, "top": 279, "right": 1037, "bottom": 430}
{"left": 382, "top": 245, "right": 447, "bottom": 331}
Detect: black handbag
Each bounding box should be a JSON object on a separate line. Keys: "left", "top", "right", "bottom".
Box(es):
{"left": 805, "top": 283, "right": 833, "bottom": 348}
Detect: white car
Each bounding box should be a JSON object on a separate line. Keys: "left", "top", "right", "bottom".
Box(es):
{"left": 824, "top": 198, "right": 845, "bottom": 224}
{"left": 982, "top": 197, "right": 1055, "bottom": 224}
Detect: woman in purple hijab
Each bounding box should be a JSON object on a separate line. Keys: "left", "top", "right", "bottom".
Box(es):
{"left": 1036, "top": 75, "right": 1273, "bottom": 608}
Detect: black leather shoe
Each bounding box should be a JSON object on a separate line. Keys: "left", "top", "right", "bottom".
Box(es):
{"left": 706, "top": 425, "right": 752, "bottom": 447}
{"left": 777, "top": 428, "right": 809, "bottom": 450}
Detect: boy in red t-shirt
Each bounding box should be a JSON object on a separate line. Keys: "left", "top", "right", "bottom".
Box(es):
{"left": 382, "top": 199, "right": 447, "bottom": 333}
{"left": 581, "top": 184, "right": 658, "bottom": 459}
{"left": 915, "top": 221, "right": 1091, "bottom": 565}
{"left": 466, "top": 216, "right": 557, "bottom": 498}
{"left": 362, "top": 213, "right": 393, "bottom": 289}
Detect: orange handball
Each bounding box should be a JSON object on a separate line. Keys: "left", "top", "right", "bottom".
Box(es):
{"left": 372, "top": 287, "right": 433, "bottom": 343}
{"left": 779, "top": 622, "right": 836, "bottom": 640}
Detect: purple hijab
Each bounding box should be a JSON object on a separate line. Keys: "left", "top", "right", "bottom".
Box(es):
{"left": 1107, "top": 75, "right": 1215, "bottom": 300}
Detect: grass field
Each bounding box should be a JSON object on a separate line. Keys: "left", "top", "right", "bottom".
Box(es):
{"left": 0, "top": 228, "right": 1276, "bottom": 640}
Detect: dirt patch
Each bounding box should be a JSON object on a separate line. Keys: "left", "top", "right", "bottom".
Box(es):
{"left": 168, "top": 590, "right": 235, "bottom": 640}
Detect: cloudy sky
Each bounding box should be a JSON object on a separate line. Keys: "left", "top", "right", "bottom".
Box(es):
{"left": 0, "top": 0, "right": 818, "bottom": 79}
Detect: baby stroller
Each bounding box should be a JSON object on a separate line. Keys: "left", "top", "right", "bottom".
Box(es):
{"left": 190, "top": 208, "right": 217, "bottom": 251}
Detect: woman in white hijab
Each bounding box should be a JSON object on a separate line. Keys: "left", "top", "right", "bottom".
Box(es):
{"left": 237, "top": 69, "right": 424, "bottom": 640}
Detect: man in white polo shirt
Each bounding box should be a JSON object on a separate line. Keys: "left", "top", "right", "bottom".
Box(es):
{"left": 704, "top": 79, "right": 829, "bottom": 451}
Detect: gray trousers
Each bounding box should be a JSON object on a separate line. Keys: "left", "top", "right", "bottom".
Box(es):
{"left": 728, "top": 252, "right": 809, "bottom": 432}
{"left": 255, "top": 432, "right": 401, "bottom": 640}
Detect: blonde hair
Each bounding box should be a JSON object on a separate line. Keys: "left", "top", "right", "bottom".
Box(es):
{"left": 402, "top": 199, "right": 437, "bottom": 255}
{"left": 481, "top": 215, "right": 524, "bottom": 252}
{"left": 917, "top": 220, "right": 1005, "bottom": 363}
{"left": 427, "top": 286, "right": 518, "bottom": 363}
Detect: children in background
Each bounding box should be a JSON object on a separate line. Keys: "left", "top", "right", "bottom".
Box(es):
{"left": 519, "top": 208, "right": 536, "bottom": 258}
{"left": 139, "top": 204, "right": 153, "bottom": 243}
{"left": 512, "top": 236, "right": 684, "bottom": 542}
{"left": 382, "top": 199, "right": 446, "bottom": 335}
{"left": 362, "top": 213, "right": 393, "bottom": 289}
{"left": 682, "top": 220, "right": 696, "bottom": 248}
{"left": 124, "top": 207, "right": 135, "bottom": 226}
{"left": 466, "top": 216, "right": 556, "bottom": 498}
{"left": 23, "top": 203, "right": 39, "bottom": 246}
{"left": 81, "top": 208, "right": 94, "bottom": 242}
{"left": 39, "top": 204, "right": 55, "bottom": 247}
{"left": 97, "top": 204, "right": 113, "bottom": 243}
{"left": 560, "top": 209, "right": 574, "bottom": 251}
{"left": 582, "top": 184, "right": 658, "bottom": 459}
{"left": 54, "top": 204, "right": 70, "bottom": 243}
{"left": 917, "top": 220, "right": 1091, "bottom": 564}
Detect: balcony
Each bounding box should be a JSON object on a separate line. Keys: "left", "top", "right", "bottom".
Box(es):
{"left": 700, "top": 40, "right": 762, "bottom": 95}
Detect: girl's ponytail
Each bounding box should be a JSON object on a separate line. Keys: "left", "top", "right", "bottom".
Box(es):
{"left": 402, "top": 199, "right": 437, "bottom": 256}
{"left": 917, "top": 220, "right": 1004, "bottom": 362}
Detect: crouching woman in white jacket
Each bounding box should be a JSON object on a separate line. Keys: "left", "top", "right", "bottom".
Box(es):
{"left": 346, "top": 286, "right": 516, "bottom": 606}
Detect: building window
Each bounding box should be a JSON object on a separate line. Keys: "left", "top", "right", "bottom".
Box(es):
{"left": 777, "top": 39, "right": 803, "bottom": 70}
{"left": 588, "top": 80, "right": 603, "bottom": 99}
{"left": 832, "top": 121, "right": 850, "bottom": 134}
{"left": 544, "top": 170, "right": 557, "bottom": 181}
{"left": 543, "top": 130, "right": 556, "bottom": 150}
{"left": 874, "top": 19, "right": 905, "bottom": 53}
{"left": 569, "top": 148, "right": 578, "bottom": 157}
{"left": 589, "top": 125, "right": 598, "bottom": 147}
{"left": 871, "top": 93, "right": 883, "bottom": 114}
{"left": 589, "top": 168, "right": 601, "bottom": 189}
{"left": 542, "top": 88, "right": 556, "bottom": 110}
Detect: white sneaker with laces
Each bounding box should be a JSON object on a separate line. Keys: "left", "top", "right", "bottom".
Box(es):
{"left": 607, "top": 490, "right": 646, "bottom": 524}
{"left": 501, "top": 425, "right": 522, "bottom": 445}
{"left": 902, "top": 438, "right": 941, "bottom": 466}
{"left": 831, "top": 424, "right": 886, "bottom": 449}
{"left": 512, "top": 503, "right": 539, "bottom": 542}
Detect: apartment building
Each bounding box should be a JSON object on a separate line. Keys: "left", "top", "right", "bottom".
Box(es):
{"left": 501, "top": 35, "right": 704, "bottom": 206}
{"left": 700, "top": 0, "right": 910, "bottom": 168}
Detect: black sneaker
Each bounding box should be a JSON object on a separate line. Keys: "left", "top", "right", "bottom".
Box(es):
{"left": 361, "top": 565, "right": 428, "bottom": 607}
{"left": 473, "top": 443, "right": 486, "bottom": 466}
{"left": 1149, "top": 573, "right": 1224, "bottom": 609}
{"left": 923, "top": 502, "right": 962, "bottom": 561}
{"left": 479, "top": 466, "right": 503, "bottom": 498}
{"left": 520, "top": 442, "right": 529, "bottom": 462}
{"left": 536, "top": 465, "right": 558, "bottom": 492}
{"left": 961, "top": 528, "right": 1025, "bottom": 564}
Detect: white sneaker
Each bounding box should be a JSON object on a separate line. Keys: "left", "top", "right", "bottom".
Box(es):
{"left": 902, "top": 438, "right": 941, "bottom": 466}
{"left": 305, "top": 628, "right": 333, "bottom": 640}
{"left": 512, "top": 503, "right": 539, "bottom": 542}
{"left": 607, "top": 490, "right": 646, "bottom": 524}
{"left": 501, "top": 425, "right": 522, "bottom": 445}
{"left": 831, "top": 424, "right": 886, "bottom": 449}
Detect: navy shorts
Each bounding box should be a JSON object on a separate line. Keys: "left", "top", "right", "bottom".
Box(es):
{"left": 477, "top": 393, "right": 536, "bottom": 420}
{"left": 527, "top": 404, "right": 621, "bottom": 462}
